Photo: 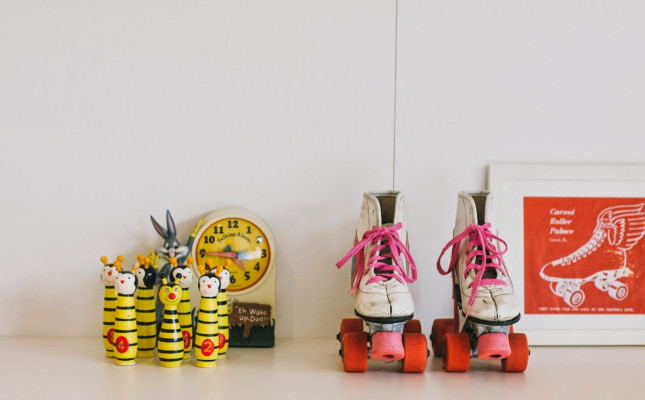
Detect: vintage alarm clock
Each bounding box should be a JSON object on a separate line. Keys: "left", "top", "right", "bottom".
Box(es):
{"left": 192, "top": 208, "right": 276, "bottom": 347}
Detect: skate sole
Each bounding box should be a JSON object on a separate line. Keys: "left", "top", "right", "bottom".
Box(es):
{"left": 540, "top": 266, "right": 626, "bottom": 284}
{"left": 462, "top": 313, "right": 521, "bottom": 327}
{"left": 354, "top": 310, "right": 414, "bottom": 324}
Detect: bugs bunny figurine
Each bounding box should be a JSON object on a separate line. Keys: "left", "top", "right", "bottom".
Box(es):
{"left": 150, "top": 210, "right": 203, "bottom": 324}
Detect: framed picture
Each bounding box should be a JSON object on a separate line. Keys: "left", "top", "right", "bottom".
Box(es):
{"left": 488, "top": 164, "right": 645, "bottom": 345}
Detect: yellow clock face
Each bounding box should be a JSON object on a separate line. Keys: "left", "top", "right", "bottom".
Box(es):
{"left": 194, "top": 217, "right": 272, "bottom": 293}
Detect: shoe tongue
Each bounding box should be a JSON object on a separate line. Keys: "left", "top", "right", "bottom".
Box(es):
{"left": 373, "top": 223, "right": 395, "bottom": 276}
{"left": 468, "top": 249, "right": 498, "bottom": 280}
{"left": 482, "top": 267, "right": 498, "bottom": 280}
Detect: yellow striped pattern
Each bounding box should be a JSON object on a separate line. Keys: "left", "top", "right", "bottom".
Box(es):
{"left": 218, "top": 290, "right": 229, "bottom": 358}
{"left": 178, "top": 287, "right": 192, "bottom": 359}
{"left": 158, "top": 305, "right": 183, "bottom": 368}
{"left": 194, "top": 296, "right": 218, "bottom": 368}
{"left": 136, "top": 287, "right": 156, "bottom": 358}
{"left": 103, "top": 286, "right": 116, "bottom": 358}
{"left": 114, "top": 293, "right": 137, "bottom": 366}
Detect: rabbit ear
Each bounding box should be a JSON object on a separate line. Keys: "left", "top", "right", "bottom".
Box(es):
{"left": 166, "top": 210, "right": 177, "bottom": 237}
{"left": 150, "top": 215, "right": 168, "bottom": 239}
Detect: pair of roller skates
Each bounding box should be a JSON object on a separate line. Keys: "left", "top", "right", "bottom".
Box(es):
{"left": 336, "top": 191, "right": 529, "bottom": 373}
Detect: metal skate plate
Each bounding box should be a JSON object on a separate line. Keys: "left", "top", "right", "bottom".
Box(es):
{"left": 365, "top": 321, "right": 406, "bottom": 336}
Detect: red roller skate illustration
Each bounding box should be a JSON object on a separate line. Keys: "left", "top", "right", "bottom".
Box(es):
{"left": 540, "top": 204, "right": 645, "bottom": 308}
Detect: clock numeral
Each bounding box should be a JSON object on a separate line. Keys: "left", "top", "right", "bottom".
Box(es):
{"left": 199, "top": 249, "right": 205, "bottom": 258}
{"left": 203, "top": 236, "right": 215, "bottom": 244}
{"left": 246, "top": 226, "right": 251, "bottom": 234}
{"left": 227, "top": 220, "right": 239, "bottom": 229}
{"left": 254, "top": 262, "right": 260, "bottom": 272}
{"left": 244, "top": 271, "right": 250, "bottom": 281}
{"left": 261, "top": 249, "right": 267, "bottom": 258}
{"left": 213, "top": 226, "right": 223, "bottom": 234}
{"left": 230, "top": 275, "right": 236, "bottom": 284}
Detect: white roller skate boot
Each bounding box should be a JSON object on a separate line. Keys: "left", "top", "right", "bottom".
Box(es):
{"left": 336, "top": 191, "right": 427, "bottom": 373}
{"left": 431, "top": 191, "right": 528, "bottom": 372}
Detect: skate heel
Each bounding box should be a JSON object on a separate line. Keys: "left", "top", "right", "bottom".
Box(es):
{"left": 477, "top": 333, "right": 511, "bottom": 360}
{"left": 371, "top": 332, "right": 405, "bottom": 361}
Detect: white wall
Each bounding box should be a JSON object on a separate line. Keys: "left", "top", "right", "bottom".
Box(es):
{"left": 1, "top": 1, "right": 644, "bottom": 338}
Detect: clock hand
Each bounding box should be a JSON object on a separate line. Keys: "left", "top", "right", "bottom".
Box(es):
{"left": 236, "top": 248, "right": 262, "bottom": 261}
{"left": 203, "top": 251, "right": 246, "bottom": 271}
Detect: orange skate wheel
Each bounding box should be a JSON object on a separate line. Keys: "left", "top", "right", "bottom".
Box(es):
{"left": 501, "top": 333, "right": 529, "bottom": 372}
{"left": 443, "top": 332, "right": 470, "bottom": 372}
{"left": 339, "top": 318, "right": 364, "bottom": 341}
{"left": 564, "top": 288, "right": 585, "bottom": 308}
{"left": 402, "top": 333, "right": 428, "bottom": 373}
{"left": 403, "top": 319, "right": 422, "bottom": 334}
{"left": 342, "top": 332, "right": 368, "bottom": 372}
{"left": 430, "top": 318, "right": 455, "bottom": 357}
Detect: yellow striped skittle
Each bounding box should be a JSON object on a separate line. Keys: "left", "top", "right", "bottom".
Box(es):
{"left": 217, "top": 289, "right": 229, "bottom": 358}
{"left": 103, "top": 286, "right": 116, "bottom": 358}
{"left": 135, "top": 287, "right": 156, "bottom": 357}
{"left": 134, "top": 255, "right": 157, "bottom": 358}
{"left": 169, "top": 257, "right": 194, "bottom": 359}
{"left": 114, "top": 270, "right": 138, "bottom": 366}
{"left": 216, "top": 264, "right": 231, "bottom": 359}
{"left": 195, "top": 262, "right": 221, "bottom": 368}
{"left": 195, "top": 295, "right": 219, "bottom": 367}
{"left": 178, "top": 287, "right": 192, "bottom": 359}
{"left": 100, "top": 255, "right": 121, "bottom": 358}
{"left": 157, "top": 276, "right": 183, "bottom": 368}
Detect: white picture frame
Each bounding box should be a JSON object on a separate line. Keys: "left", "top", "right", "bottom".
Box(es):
{"left": 488, "top": 164, "right": 645, "bottom": 345}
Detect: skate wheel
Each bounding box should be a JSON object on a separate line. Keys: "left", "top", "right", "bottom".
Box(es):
{"left": 443, "top": 332, "right": 470, "bottom": 372}
{"left": 339, "top": 318, "right": 364, "bottom": 341}
{"left": 501, "top": 333, "right": 529, "bottom": 372}
{"left": 608, "top": 281, "right": 628, "bottom": 301}
{"left": 403, "top": 319, "right": 422, "bottom": 334}
{"left": 478, "top": 333, "right": 511, "bottom": 360}
{"left": 342, "top": 332, "right": 368, "bottom": 372}
{"left": 551, "top": 281, "right": 567, "bottom": 296}
{"left": 430, "top": 318, "right": 454, "bottom": 357}
{"left": 402, "top": 333, "right": 428, "bottom": 373}
{"left": 564, "top": 288, "right": 585, "bottom": 308}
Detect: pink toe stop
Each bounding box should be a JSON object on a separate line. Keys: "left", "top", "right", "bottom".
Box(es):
{"left": 478, "top": 333, "right": 511, "bottom": 360}
{"left": 370, "top": 332, "right": 404, "bottom": 362}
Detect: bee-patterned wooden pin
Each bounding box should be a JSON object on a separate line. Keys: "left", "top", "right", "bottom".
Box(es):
{"left": 194, "top": 260, "right": 221, "bottom": 368}
{"left": 216, "top": 260, "right": 231, "bottom": 359}
{"left": 100, "top": 255, "right": 122, "bottom": 358}
{"left": 171, "top": 256, "right": 194, "bottom": 359}
{"left": 133, "top": 254, "right": 157, "bottom": 358}
{"left": 157, "top": 274, "right": 184, "bottom": 368}
{"left": 114, "top": 261, "right": 138, "bottom": 366}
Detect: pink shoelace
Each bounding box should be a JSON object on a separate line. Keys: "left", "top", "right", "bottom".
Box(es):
{"left": 437, "top": 223, "right": 508, "bottom": 318}
{"left": 336, "top": 223, "right": 417, "bottom": 295}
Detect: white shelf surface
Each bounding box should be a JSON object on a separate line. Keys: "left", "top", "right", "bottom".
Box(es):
{"left": 0, "top": 337, "right": 643, "bottom": 399}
